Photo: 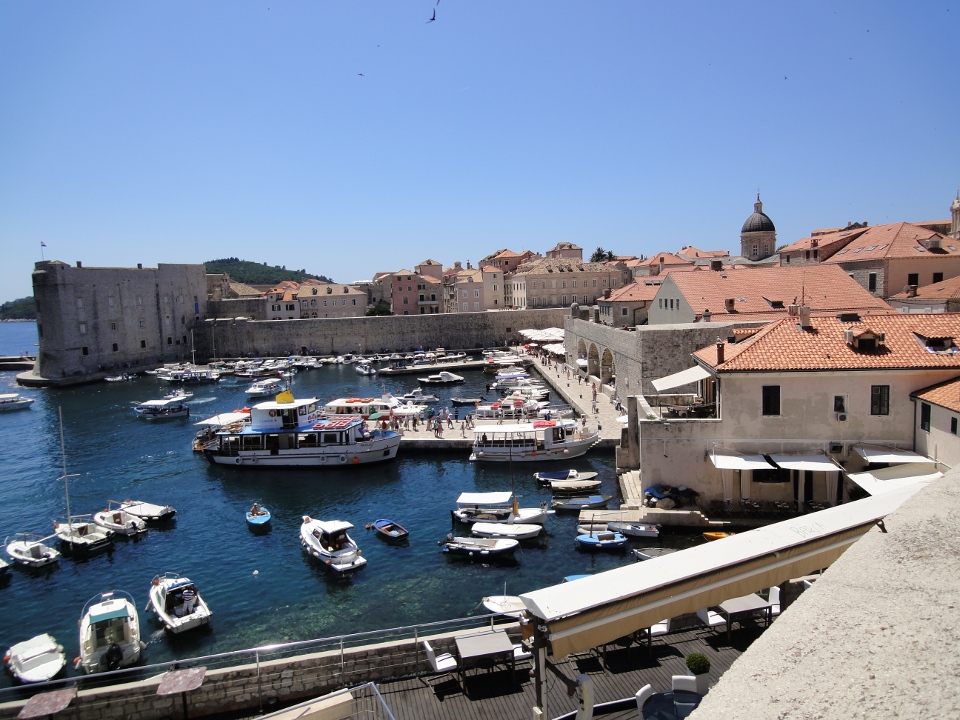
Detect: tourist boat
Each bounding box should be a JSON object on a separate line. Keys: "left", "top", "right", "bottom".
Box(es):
{"left": 575, "top": 530, "right": 628, "bottom": 552}
{"left": 5, "top": 533, "right": 60, "bottom": 568}
{"left": 133, "top": 396, "right": 190, "bottom": 420}
{"left": 534, "top": 469, "right": 599, "bottom": 485}
{"left": 245, "top": 379, "right": 285, "bottom": 398}
{"left": 400, "top": 388, "right": 440, "bottom": 404}
{"left": 354, "top": 362, "right": 376, "bottom": 376}
{"left": 417, "top": 371, "right": 464, "bottom": 384}
{"left": 633, "top": 547, "right": 678, "bottom": 561}
{"left": 452, "top": 492, "right": 552, "bottom": 525}
{"left": 104, "top": 373, "right": 135, "bottom": 382}
{"left": 703, "top": 531, "right": 736, "bottom": 541}
{"left": 246, "top": 503, "right": 271, "bottom": 527}
{"left": 4, "top": 634, "right": 66, "bottom": 683}
{"left": 204, "top": 392, "right": 401, "bottom": 467}
{"left": 193, "top": 409, "right": 251, "bottom": 451}
{"left": 93, "top": 501, "right": 148, "bottom": 536}
{"left": 481, "top": 594, "right": 526, "bottom": 617}
{"left": 606, "top": 521, "right": 661, "bottom": 539}
{"left": 148, "top": 573, "right": 213, "bottom": 634}
{"left": 322, "top": 395, "right": 427, "bottom": 419}
{"left": 158, "top": 367, "right": 221, "bottom": 384}
{"left": 470, "top": 522, "right": 542, "bottom": 541}
{"left": 451, "top": 396, "right": 486, "bottom": 406}
{"left": 369, "top": 518, "right": 409, "bottom": 542}
{"left": 551, "top": 494, "right": 612, "bottom": 512}
{"left": 300, "top": 517, "right": 367, "bottom": 573}
{"left": 0, "top": 393, "right": 35, "bottom": 412}
{"left": 438, "top": 534, "right": 519, "bottom": 558}
{"left": 500, "top": 386, "right": 549, "bottom": 401}
{"left": 469, "top": 420, "right": 599, "bottom": 462}
{"left": 474, "top": 398, "right": 547, "bottom": 421}
{"left": 75, "top": 590, "right": 145, "bottom": 674}
{"left": 116, "top": 499, "right": 177, "bottom": 522}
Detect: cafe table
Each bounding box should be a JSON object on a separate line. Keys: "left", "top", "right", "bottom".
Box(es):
{"left": 717, "top": 593, "right": 772, "bottom": 643}
{"left": 454, "top": 630, "right": 516, "bottom": 693}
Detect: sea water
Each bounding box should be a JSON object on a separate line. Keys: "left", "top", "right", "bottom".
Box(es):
{"left": 0, "top": 323, "right": 663, "bottom": 685}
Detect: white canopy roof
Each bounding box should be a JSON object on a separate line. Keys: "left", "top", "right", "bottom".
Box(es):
{"left": 457, "top": 492, "right": 513, "bottom": 506}
{"left": 852, "top": 445, "right": 937, "bottom": 465}
{"left": 542, "top": 343, "right": 565, "bottom": 355}
{"left": 137, "top": 397, "right": 185, "bottom": 408}
{"left": 769, "top": 454, "right": 840, "bottom": 472}
{"left": 196, "top": 412, "right": 249, "bottom": 427}
{"left": 518, "top": 328, "right": 565, "bottom": 342}
{"left": 651, "top": 365, "right": 711, "bottom": 392}
{"left": 847, "top": 463, "right": 944, "bottom": 496}
{"left": 709, "top": 450, "right": 774, "bottom": 471}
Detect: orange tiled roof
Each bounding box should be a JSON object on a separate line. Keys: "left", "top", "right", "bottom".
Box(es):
{"left": 637, "top": 252, "right": 692, "bottom": 267}
{"left": 668, "top": 264, "right": 890, "bottom": 317}
{"left": 822, "top": 222, "right": 960, "bottom": 262}
{"left": 778, "top": 227, "right": 868, "bottom": 254}
{"left": 694, "top": 312, "right": 960, "bottom": 372}
{"left": 605, "top": 280, "right": 661, "bottom": 302}
{"left": 678, "top": 246, "right": 730, "bottom": 259}
{"left": 889, "top": 275, "right": 960, "bottom": 301}
{"left": 911, "top": 376, "right": 960, "bottom": 412}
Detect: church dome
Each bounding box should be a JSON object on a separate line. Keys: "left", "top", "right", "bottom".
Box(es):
{"left": 741, "top": 196, "right": 775, "bottom": 233}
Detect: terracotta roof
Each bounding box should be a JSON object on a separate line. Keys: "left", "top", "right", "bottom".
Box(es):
{"left": 227, "top": 281, "right": 263, "bottom": 298}
{"left": 514, "top": 258, "right": 620, "bottom": 274}
{"left": 637, "top": 252, "right": 692, "bottom": 267}
{"left": 604, "top": 280, "right": 661, "bottom": 302}
{"left": 694, "top": 312, "right": 960, "bottom": 372}
{"left": 822, "top": 222, "right": 960, "bottom": 262}
{"left": 889, "top": 275, "right": 960, "bottom": 301}
{"left": 677, "top": 247, "right": 730, "bottom": 259}
{"left": 778, "top": 227, "right": 868, "bottom": 254}
{"left": 910, "top": 376, "right": 960, "bottom": 413}
{"left": 667, "top": 264, "right": 890, "bottom": 317}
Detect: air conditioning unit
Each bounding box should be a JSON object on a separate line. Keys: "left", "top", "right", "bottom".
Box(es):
{"left": 836, "top": 412, "right": 847, "bottom": 422}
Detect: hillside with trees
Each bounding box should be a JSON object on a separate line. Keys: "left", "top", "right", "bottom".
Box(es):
{"left": 0, "top": 297, "right": 36, "bottom": 321}
{"left": 204, "top": 258, "right": 332, "bottom": 285}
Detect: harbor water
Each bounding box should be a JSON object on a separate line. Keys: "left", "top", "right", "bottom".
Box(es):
{"left": 0, "top": 323, "right": 687, "bottom": 687}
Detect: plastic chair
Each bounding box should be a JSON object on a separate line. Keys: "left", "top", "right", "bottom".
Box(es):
{"left": 635, "top": 683, "right": 654, "bottom": 717}
{"left": 513, "top": 642, "right": 532, "bottom": 662}
{"left": 672, "top": 675, "right": 698, "bottom": 693}
{"left": 769, "top": 586, "right": 782, "bottom": 617}
{"left": 423, "top": 640, "right": 457, "bottom": 674}
{"left": 696, "top": 607, "right": 726, "bottom": 630}
{"left": 672, "top": 675, "right": 701, "bottom": 719}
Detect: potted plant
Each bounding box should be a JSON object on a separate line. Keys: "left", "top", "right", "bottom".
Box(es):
{"left": 685, "top": 652, "right": 711, "bottom": 694}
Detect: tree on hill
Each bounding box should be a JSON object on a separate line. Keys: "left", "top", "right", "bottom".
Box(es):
{"left": 204, "top": 258, "right": 332, "bottom": 285}
{"left": 0, "top": 297, "right": 36, "bottom": 321}
{"left": 590, "top": 247, "right": 617, "bottom": 262}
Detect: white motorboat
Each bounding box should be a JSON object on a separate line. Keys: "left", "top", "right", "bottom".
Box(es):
{"left": 53, "top": 414, "right": 114, "bottom": 553}
{"left": 400, "top": 388, "right": 440, "bottom": 404}
{"left": 0, "top": 393, "right": 35, "bottom": 412}
{"left": 148, "top": 572, "right": 213, "bottom": 634}
{"left": 606, "top": 521, "right": 661, "bottom": 539}
{"left": 481, "top": 594, "right": 527, "bottom": 617}
{"left": 158, "top": 367, "right": 220, "bottom": 384}
{"left": 471, "top": 522, "right": 542, "bottom": 540}
{"left": 322, "top": 395, "right": 427, "bottom": 419}
{"left": 470, "top": 420, "right": 599, "bottom": 462}
{"left": 163, "top": 388, "right": 193, "bottom": 400}
{"left": 133, "top": 396, "right": 190, "bottom": 420}
{"left": 545, "top": 479, "right": 602, "bottom": 493}
{"left": 417, "top": 371, "right": 464, "bottom": 384}
{"left": 5, "top": 533, "right": 60, "bottom": 568}
{"left": 204, "top": 393, "right": 401, "bottom": 467}
{"left": 474, "top": 398, "right": 547, "bottom": 421}
{"left": 452, "top": 492, "right": 552, "bottom": 525}
{"left": 4, "top": 634, "right": 66, "bottom": 683}
{"left": 534, "top": 469, "right": 599, "bottom": 485}
{"left": 354, "top": 363, "right": 377, "bottom": 376}
{"left": 104, "top": 374, "right": 135, "bottom": 382}
{"left": 439, "top": 535, "right": 519, "bottom": 558}
{"left": 245, "top": 378, "right": 285, "bottom": 398}
{"left": 116, "top": 499, "right": 177, "bottom": 522}
{"left": 93, "top": 501, "right": 148, "bottom": 536}
{"left": 76, "top": 590, "right": 145, "bottom": 674}
{"left": 300, "top": 517, "right": 367, "bottom": 573}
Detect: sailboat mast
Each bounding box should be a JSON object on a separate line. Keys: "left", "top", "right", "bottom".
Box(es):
{"left": 59, "top": 407, "right": 71, "bottom": 525}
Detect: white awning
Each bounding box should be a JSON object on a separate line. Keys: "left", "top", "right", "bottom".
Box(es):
{"left": 852, "top": 445, "right": 937, "bottom": 465}
{"left": 709, "top": 451, "right": 774, "bottom": 471}
{"left": 196, "top": 411, "right": 249, "bottom": 427}
{"left": 456, "top": 492, "right": 513, "bottom": 505}
{"left": 847, "top": 463, "right": 944, "bottom": 496}
{"left": 651, "top": 365, "right": 711, "bottom": 392}
{"left": 769, "top": 454, "right": 840, "bottom": 472}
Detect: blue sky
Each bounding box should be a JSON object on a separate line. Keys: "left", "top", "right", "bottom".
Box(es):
{"left": 2, "top": 1, "right": 958, "bottom": 301}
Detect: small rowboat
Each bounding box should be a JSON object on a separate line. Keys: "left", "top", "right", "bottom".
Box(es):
{"left": 633, "top": 547, "right": 678, "bottom": 561}
{"left": 246, "top": 505, "right": 271, "bottom": 527}
{"left": 606, "top": 521, "right": 661, "bottom": 539}
{"left": 703, "top": 531, "right": 735, "bottom": 541}
{"left": 575, "top": 531, "right": 628, "bottom": 552}
{"left": 551, "top": 494, "right": 612, "bottom": 512}
{"left": 370, "top": 518, "right": 409, "bottom": 542}
{"left": 533, "top": 469, "right": 599, "bottom": 485}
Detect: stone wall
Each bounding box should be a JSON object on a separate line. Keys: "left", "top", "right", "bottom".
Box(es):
{"left": 194, "top": 309, "right": 568, "bottom": 359}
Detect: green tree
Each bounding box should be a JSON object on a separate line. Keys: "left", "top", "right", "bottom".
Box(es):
{"left": 365, "top": 301, "right": 391, "bottom": 316}
{"left": 0, "top": 297, "right": 36, "bottom": 320}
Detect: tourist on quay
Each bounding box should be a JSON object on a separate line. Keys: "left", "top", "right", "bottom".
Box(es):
{"left": 460, "top": 421, "right": 466, "bottom": 437}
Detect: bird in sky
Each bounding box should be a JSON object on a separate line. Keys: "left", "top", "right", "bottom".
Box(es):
{"left": 427, "top": 8, "right": 435, "bottom": 23}
{"left": 358, "top": 73, "right": 365, "bottom": 76}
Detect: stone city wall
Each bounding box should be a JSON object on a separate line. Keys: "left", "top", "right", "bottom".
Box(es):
{"left": 194, "top": 309, "right": 569, "bottom": 359}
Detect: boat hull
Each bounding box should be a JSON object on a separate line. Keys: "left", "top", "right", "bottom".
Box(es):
{"left": 372, "top": 519, "right": 409, "bottom": 541}
{"left": 148, "top": 576, "right": 212, "bottom": 634}
{"left": 6, "top": 538, "right": 60, "bottom": 567}
{"left": 575, "top": 532, "right": 628, "bottom": 552}
{"left": 206, "top": 438, "right": 400, "bottom": 467}
{"left": 5, "top": 634, "right": 66, "bottom": 683}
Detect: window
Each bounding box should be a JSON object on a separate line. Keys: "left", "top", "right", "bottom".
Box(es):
{"left": 871, "top": 385, "right": 889, "bottom": 415}
{"left": 76, "top": 297, "right": 84, "bottom": 309}
{"left": 921, "top": 402, "right": 931, "bottom": 432}
{"left": 833, "top": 396, "right": 846, "bottom": 413}
{"left": 167, "top": 337, "right": 172, "bottom": 345}
{"left": 81, "top": 346, "right": 88, "bottom": 355}
{"left": 952, "top": 417, "right": 958, "bottom": 435}
{"left": 785, "top": 254, "right": 791, "bottom": 263}
{"left": 78, "top": 322, "right": 87, "bottom": 335}
{"left": 461, "top": 303, "right": 468, "bottom": 312}
{"left": 110, "top": 322, "right": 117, "bottom": 331}
{"left": 473, "top": 302, "right": 479, "bottom": 310}
{"left": 761, "top": 386, "right": 781, "bottom": 416}
{"left": 621, "top": 308, "right": 628, "bottom": 316}
{"left": 934, "top": 272, "right": 944, "bottom": 284}
{"left": 462, "top": 290, "right": 468, "bottom": 299}
{"left": 474, "top": 290, "right": 479, "bottom": 298}
{"left": 112, "top": 343, "right": 118, "bottom": 352}
{"left": 136, "top": 295, "right": 143, "bottom": 307}
{"left": 108, "top": 296, "right": 115, "bottom": 307}
{"left": 907, "top": 273, "right": 919, "bottom": 287}
{"left": 402, "top": 297, "right": 408, "bottom": 305}
{"left": 868, "top": 273, "right": 877, "bottom": 292}
{"left": 352, "top": 299, "right": 356, "bottom": 305}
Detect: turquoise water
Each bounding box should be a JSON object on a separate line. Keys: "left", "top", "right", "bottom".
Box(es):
{"left": 0, "top": 322, "right": 647, "bottom": 684}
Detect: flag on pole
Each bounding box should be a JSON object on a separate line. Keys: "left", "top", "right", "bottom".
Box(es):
{"left": 41, "top": 242, "right": 47, "bottom": 247}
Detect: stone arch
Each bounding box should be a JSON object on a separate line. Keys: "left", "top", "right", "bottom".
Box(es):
{"left": 587, "top": 343, "right": 600, "bottom": 377}
{"left": 600, "top": 347, "right": 615, "bottom": 384}
{"left": 577, "top": 339, "right": 588, "bottom": 370}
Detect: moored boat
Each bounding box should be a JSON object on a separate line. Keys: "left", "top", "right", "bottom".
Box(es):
{"left": 606, "top": 521, "right": 661, "bottom": 539}
{"left": 633, "top": 547, "right": 679, "bottom": 561}
{"left": 148, "top": 573, "right": 213, "bottom": 634}
{"left": 369, "top": 518, "right": 409, "bottom": 542}
{"left": 0, "top": 393, "right": 35, "bottom": 412}
{"left": 451, "top": 396, "right": 486, "bottom": 406}
{"left": 452, "top": 492, "right": 552, "bottom": 525}
{"left": 703, "top": 531, "right": 735, "bottom": 541}
{"left": 469, "top": 420, "right": 599, "bottom": 462}
{"left": 399, "top": 388, "right": 439, "bottom": 404}
{"left": 534, "top": 469, "right": 599, "bottom": 485}
{"left": 575, "top": 530, "right": 628, "bottom": 552}
{"left": 439, "top": 534, "right": 519, "bottom": 558}
{"left": 470, "top": 522, "right": 542, "bottom": 540}
{"left": 300, "top": 517, "right": 367, "bottom": 573}
{"left": 417, "top": 371, "right": 464, "bottom": 385}
{"left": 551, "top": 494, "right": 612, "bottom": 512}
{"left": 116, "top": 499, "right": 177, "bottom": 522}
{"left": 546, "top": 479, "right": 602, "bottom": 494}
{"left": 76, "top": 590, "right": 145, "bottom": 673}
{"left": 93, "top": 501, "right": 148, "bottom": 536}
{"left": 5, "top": 533, "right": 60, "bottom": 568}
{"left": 4, "top": 634, "right": 66, "bottom": 683}
{"left": 322, "top": 395, "right": 426, "bottom": 419}
{"left": 481, "top": 594, "right": 526, "bottom": 617}
{"left": 204, "top": 392, "right": 401, "bottom": 467}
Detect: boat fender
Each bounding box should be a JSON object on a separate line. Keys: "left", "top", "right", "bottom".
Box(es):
{"left": 251, "top": 456, "right": 257, "bottom": 464}
{"left": 352, "top": 457, "right": 359, "bottom": 464}
{"left": 268, "top": 410, "right": 277, "bottom": 417}
{"left": 235, "top": 457, "right": 242, "bottom": 465}
{"left": 338, "top": 454, "right": 347, "bottom": 464}
{"left": 320, "top": 455, "right": 326, "bottom": 463}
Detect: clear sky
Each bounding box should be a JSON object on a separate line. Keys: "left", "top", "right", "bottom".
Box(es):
{"left": 2, "top": 1, "right": 958, "bottom": 301}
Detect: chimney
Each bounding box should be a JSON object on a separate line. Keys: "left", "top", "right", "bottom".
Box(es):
{"left": 703, "top": 308, "right": 712, "bottom": 322}
{"left": 603, "top": 288, "right": 611, "bottom": 299}
{"left": 907, "top": 286, "right": 918, "bottom": 298}
{"left": 811, "top": 239, "right": 819, "bottom": 248}
{"left": 799, "top": 305, "right": 812, "bottom": 329}
{"left": 137, "top": 263, "right": 143, "bottom": 269}
{"left": 716, "top": 338, "right": 724, "bottom": 364}
{"left": 724, "top": 298, "right": 735, "bottom": 312}
{"left": 711, "top": 260, "right": 722, "bottom": 271}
